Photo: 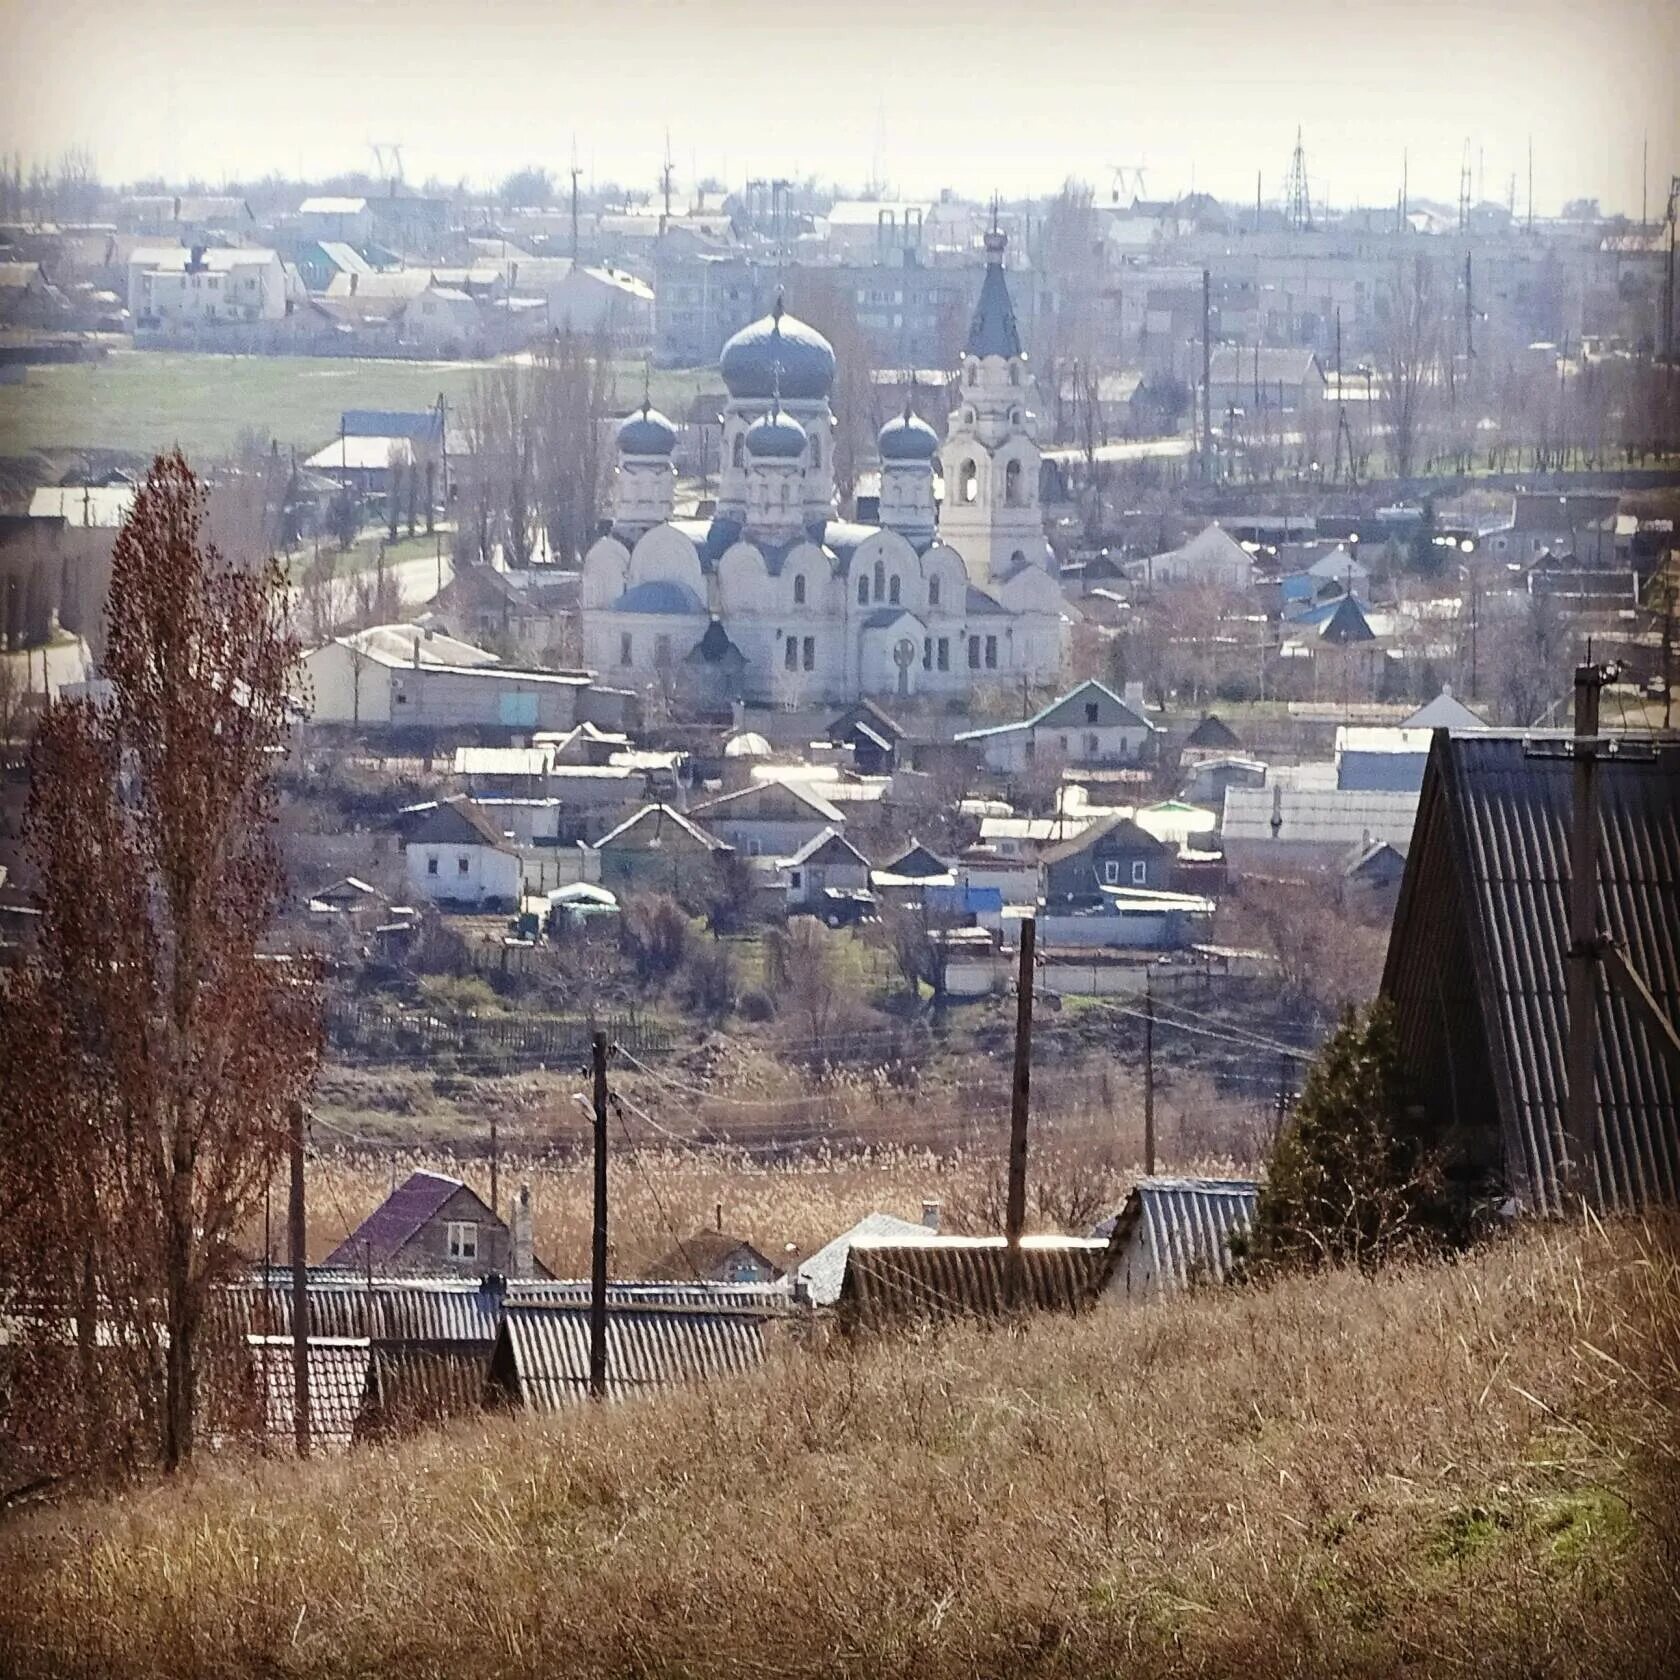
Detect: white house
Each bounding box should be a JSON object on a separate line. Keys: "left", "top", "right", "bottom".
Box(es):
{"left": 955, "top": 679, "right": 1157, "bottom": 775}
{"left": 402, "top": 797, "right": 521, "bottom": 910}
{"left": 689, "top": 778, "right": 846, "bottom": 859}
{"left": 579, "top": 225, "right": 1066, "bottom": 708}
{"left": 127, "top": 245, "right": 286, "bottom": 326}
{"left": 1131, "top": 523, "right": 1257, "bottom": 590}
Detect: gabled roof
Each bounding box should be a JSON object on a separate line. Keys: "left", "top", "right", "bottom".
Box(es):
{"left": 954, "top": 678, "right": 1153, "bottom": 743}
{"left": 592, "top": 803, "right": 728, "bottom": 854}
{"left": 403, "top": 796, "right": 511, "bottom": 852}
{"left": 1207, "top": 346, "right": 1324, "bottom": 386}
{"left": 1185, "top": 713, "right": 1241, "bottom": 749}
{"left": 829, "top": 697, "right": 906, "bottom": 743}
{"left": 640, "top": 1231, "right": 781, "bottom": 1281}
{"left": 691, "top": 779, "right": 846, "bottom": 827}
{"left": 780, "top": 826, "right": 870, "bottom": 870}
{"left": 1403, "top": 687, "right": 1488, "bottom": 731}
{"left": 1317, "top": 594, "right": 1376, "bottom": 644}
{"left": 796, "top": 1213, "right": 931, "bottom": 1306}
{"left": 1041, "top": 811, "right": 1169, "bottom": 865}
{"left": 877, "top": 840, "right": 949, "bottom": 880}
{"left": 322, "top": 1171, "right": 487, "bottom": 1269}
{"left": 1382, "top": 732, "right": 1680, "bottom": 1216}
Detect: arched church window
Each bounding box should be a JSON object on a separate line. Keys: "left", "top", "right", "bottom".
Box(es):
{"left": 1005, "top": 460, "right": 1022, "bottom": 505}
{"left": 873, "top": 559, "right": 885, "bottom": 601}
{"left": 1009, "top": 364, "right": 1019, "bottom": 386}
{"left": 1010, "top": 549, "right": 1027, "bottom": 568}
{"left": 889, "top": 575, "right": 901, "bottom": 605}
{"left": 960, "top": 460, "right": 978, "bottom": 504}
{"left": 928, "top": 575, "right": 941, "bottom": 608}
{"left": 780, "top": 481, "right": 790, "bottom": 508}
{"left": 793, "top": 574, "right": 806, "bottom": 605}
{"left": 966, "top": 362, "right": 977, "bottom": 387}
{"left": 1010, "top": 408, "right": 1022, "bottom": 426}
{"left": 810, "top": 435, "right": 822, "bottom": 469}
{"left": 857, "top": 575, "right": 869, "bottom": 605}
{"left": 732, "top": 434, "right": 744, "bottom": 469}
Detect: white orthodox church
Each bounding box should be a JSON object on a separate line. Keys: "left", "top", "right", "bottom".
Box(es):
{"left": 579, "top": 227, "right": 1067, "bottom": 707}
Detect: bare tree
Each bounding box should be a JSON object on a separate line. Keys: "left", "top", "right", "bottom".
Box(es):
{"left": 0, "top": 452, "right": 320, "bottom": 1477}
{"left": 1378, "top": 258, "right": 1444, "bottom": 480}
{"left": 532, "top": 327, "right": 614, "bottom": 563}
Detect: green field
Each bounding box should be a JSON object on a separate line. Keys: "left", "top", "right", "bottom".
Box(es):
{"left": 0, "top": 349, "right": 719, "bottom": 462}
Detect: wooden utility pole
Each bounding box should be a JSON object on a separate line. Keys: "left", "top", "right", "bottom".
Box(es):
{"left": 1200, "top": 269, "right": 1213, "bottom": 483}
{"left": 1142, "top": 977, "right": 1156, "bottom": 1175}
{"left": 287, "top": 1102, "right": 310, "bottom": 1459}
{"left": 489, "top": 1112, "right": 499, "bottom": 1223}
{"left": 1005, "top": 917, "right": 1036, "bottom": 1307}
{"left": 1562, "top": 663, "right": 1611, "bottom": 1207}
{"left": 589, "top": 1030, "right": 609, "bottom": 1401}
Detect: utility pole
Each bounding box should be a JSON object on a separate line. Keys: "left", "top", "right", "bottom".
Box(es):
{"left": 1562, "top": 662, "right": 1614, "bottom": 1208}
{"left": 1464, "top": 249, "right": 1475, "bottom": 361}
{"left": 1274, "top": 1052, "right": 1290, "bottom": 1138}
{"left": 288, "top": 1102, "right": 309, "bottom": 1459}
{"left": 1201, "top": 268, "right": 1212, "bottom": 483}
{"left": 1527, "top": 135, "right": 1534, "bottom": 234}
{"left": 589, "top": 1030, "right": 609, "bottom": 1401}
{"left": 489, "top": 1112, "right": 499, "bottom": 1224}
{"left": 1142, "top": 976, "right": 1156, "bottom": 1176}
{"left": 569, "top": 164, "right": 582, "bottom": 265}
{"left": 1005, "top": 916, "right": 1036, "bottom": 1308}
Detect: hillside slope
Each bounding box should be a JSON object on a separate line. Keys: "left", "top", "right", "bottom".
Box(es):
{"left": 2, "top": 1221, "right": 1676, "bottom": 1679}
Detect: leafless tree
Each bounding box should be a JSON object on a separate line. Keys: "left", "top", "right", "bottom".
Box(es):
{"left": 782, "top": 273, "right": 879, "bottom": 512}
{"left": 531, "top": 327, "right": 614, "bottom": 563}
{"left": 0, "top": 453, "right": 320, "bottom": 1478}
{"left": 1378, "top": 257, "right": 1444, "bottom": 480}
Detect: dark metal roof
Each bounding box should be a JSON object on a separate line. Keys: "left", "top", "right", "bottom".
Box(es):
{"left": 966, "top": 232, "right": 1023, "bottom": 360}
{"left": 247, "top": 1336, "right": 371, "bottom": 1452}
{"left": 322, "top": 1171, "right": 486, "bottom": 1270}
{"left": 490, "top": 1304, "right": 769, "bottom": 1409}
{"left": 359, "top": 1345, "right": 491, "bottom": 1439}
{"left": 1186, "top": 713, "right": 1242, "bottom": 749}
{"left": 837, "top": 1237, "right": 1114, "bottom": 1328}
{"left": 1095, "top": 1177, "right": 1259, "bottom": 1297}
{"left": 217, "top": 1276, "right": 502, "bottom": 1341}
{"left": 1382, "top": 731, "right": 1680, "bottom": 1215}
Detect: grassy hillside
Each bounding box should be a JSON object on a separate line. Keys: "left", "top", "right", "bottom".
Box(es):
{"left": 2, "top": 1220, "right": 1674, "bottom": 1678}
{"left": 0, "top": 350, "right": 720, "bottom": 459}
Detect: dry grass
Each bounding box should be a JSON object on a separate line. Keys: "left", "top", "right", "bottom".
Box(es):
{"left": 4, "top": 1220, "right": 1676, "bottom": 1679}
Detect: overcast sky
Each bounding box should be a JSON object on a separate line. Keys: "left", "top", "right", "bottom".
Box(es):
{"left": 3, "top": 0, "right": 1676, "bottom": 216}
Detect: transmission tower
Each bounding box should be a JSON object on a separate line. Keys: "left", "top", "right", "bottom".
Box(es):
{"left": 1284, "top": 128, "right": 1312, "bottom": 232}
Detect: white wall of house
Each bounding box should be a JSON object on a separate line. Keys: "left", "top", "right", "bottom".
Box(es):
{"left": 405, "top": 841, "right": 521, "bottom": 907}
{"left": 301, "top": 641, "right": 394, "bottom": 724}
{"left": 127, "top": 249, "right": 286, "bottom": 325}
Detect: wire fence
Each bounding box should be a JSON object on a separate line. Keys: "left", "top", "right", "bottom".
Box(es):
{"left": 325, "top": 1003, "right": 671, "bottom": 1067}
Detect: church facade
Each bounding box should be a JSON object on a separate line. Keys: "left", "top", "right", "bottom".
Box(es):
{"left": 579, "top": 228, "right": 1067, "bottom": 707}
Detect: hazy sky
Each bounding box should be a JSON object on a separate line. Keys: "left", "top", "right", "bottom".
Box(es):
{"left": 3, "top": 0, "right": 1676, "bottom": 216}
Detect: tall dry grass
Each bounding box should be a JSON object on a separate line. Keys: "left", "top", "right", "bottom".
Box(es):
{"left": 3, "top": 1219, "right": 1675, "bottom": 1679}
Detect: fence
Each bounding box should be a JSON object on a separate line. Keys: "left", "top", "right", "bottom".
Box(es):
{"left": 326, "top": 1003, "right": 671, "bottom": 1067}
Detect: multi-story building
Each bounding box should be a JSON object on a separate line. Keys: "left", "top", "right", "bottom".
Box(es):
{"left": 127, "top": 244, "right": 287, "bottom": 327}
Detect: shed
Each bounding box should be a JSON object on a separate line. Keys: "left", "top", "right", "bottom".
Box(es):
{"left": 1094, "top": 1177, "right": 1259, "bottom": 1300}
{"left": 837, "top": 1235, "right": 1115, "bottom": 1328}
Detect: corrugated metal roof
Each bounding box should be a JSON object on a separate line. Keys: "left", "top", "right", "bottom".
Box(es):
{"left": 360, "top": 1345, "right": 490, "bottom": 1439}
{"left": 838, "top": 1236, "right": 1114, "bottom": 1327}
{"left": 217, "top": 1278, "right": 501, "bottom": 1342}
{"left": 248, "top": 1336, "right": 371, "bottom": 1452}
{"left": 1383, "top": 732, "right": 1680, "bottom": 1215}
{"left": 491, "top": 1304, "right": 768, "bottom": 1409}
{"left": 1096, "top": 1177, "right": 1259, "bottom": 1298}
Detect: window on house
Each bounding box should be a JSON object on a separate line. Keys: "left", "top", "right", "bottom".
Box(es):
{"left": 936, "top": 638, "right": 949, "bottom": 671}
{"left": 1059, "top": 734, "right": 1070, "bottom": 751}
{"left": 922, "top": 637, "right": 933, "bottom": 670}
{"left": 857, "top": 575, "right": 868, "bottom": 605}
{"left": 873, "top": 559, "right": 885, "bottom": 600}
{"left": 457, "top": 855, "right": 470, "bottom": 875}
{"left": 1085, "top": 702, "right": 1099, "bottom": 723}
{"left": 968, "top": 636, "right": 981, "bottom": 669}
{"left": 790, "top": 870, "right": 803, "bottom": 890}
{"left": 928, "top": 576, "right": 941, "bottom": 608}
{"left": 888, "top": 575, "right": 900, "bottom": 605}
{"left": 793, "top": 574, "right": 806, "bottom": 605}
{"left": 785, "top": 637, "right": 798, "bottom": 671}
{"left": 1084, "top": 733, "right": 1100, "bottom": 756}
{"left": 1005, "top": 460, "right": 1022, "bottom": 505}
{"left": 1009, "top": 364, "right": 1020, "bottom": 385}
{"left": 426, "top": 855, "right": 439, "bottom": 876}
{"left": 748, "top": 837, "right": 762, "bottom": 856}
{"left": 654, "top": 634, "right": 672, "bottom": 667}
{"left": 447, "top": 1221, "right": 478, "bottom": 1261}
{"left": 1131, "top": 860, "right": 1148, "bottom": 885}
{"left": 985, "top": 635, "right": 998, "bottom": 668}
{"left": 1102, "top": 860, "right": 1120, "bottom": 885}
{"left": 619, "top": 633, "right": 633, "bottom": 666}
{"left": 960, "top": 460, "right": 978, "bottom": 503}
{"left": 1010, "top": 549, "right": 1027, "bottom": 568}
{"left": 802, "top": 636, "right": 815, "bottom": 671}
{"left": 810, "top": 436, "right": 821, "bottom": 469}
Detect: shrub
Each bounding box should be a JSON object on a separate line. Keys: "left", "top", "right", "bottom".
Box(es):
{"left": 683, "top": 942, "right": 739, "bottom": 1021}
{"left": 737, "top": 988, "right": 775, "bottom": 1023}
{"left": 619, "top": 894, "right": 692, "bottom": 988}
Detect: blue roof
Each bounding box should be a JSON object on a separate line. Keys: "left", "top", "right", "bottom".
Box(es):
{"left": 745, "top": 407, "right": 807, "bottom": 459}
{"left": 878, "top": 408, "right": 940, "bottom": 461}
{"left": 821, "top": 520, "right": 879, "bottom": 562}
{"left": 965, "top": 585, "right": 1008, "bottom": 617}
{"left": 720, "top": 299, "right": 836, "bottom": 401}
{"left": 611, "top": 579, "right": 705, "bottom": 615}
{"left": 966, "top": 230, "right": 1023, "bottom": 360}
{"left": 616, "top": 403, "right": 678, "bottom": 456}
{"left": 341, "top": 408, "right": 442, "bottom": 441}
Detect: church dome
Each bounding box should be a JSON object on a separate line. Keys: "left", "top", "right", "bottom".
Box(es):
{"left": 616, "top": 402, "right": 678, "bottom": 456}
{"left": 744, "top": 406, "right": 807, "bottom": 460}
{"left": 878, "top": 406, "right": 940, "bottom": 462}
{"left": 720, "top": 298, "right": 835, "bottom": 401}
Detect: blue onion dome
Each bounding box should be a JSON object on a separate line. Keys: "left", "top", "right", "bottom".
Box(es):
{"left": 878, "top": 403, "right": 940, "bottom": 462}
{"left": 744, "top": 403, "right": 808, "bottom": 460}
{"left": 720, "top": 295, "right": 836, "bottom": 401}
{"left": 617, "top": 401, "right": 678, "bottom": 456}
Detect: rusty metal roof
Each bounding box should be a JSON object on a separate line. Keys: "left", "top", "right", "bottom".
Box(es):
{"left": 1382, "top": 731, "right": 1680, "bottom": 1215}
{"left": 247, "top": 1336, "right": 371, "bottom": 1453}
{"left": 490, "top": 1304, "right": 768, "bottom": 1410}
{"left": 837, "top": 1236, "right": 1114, "bottom": 1328}
{"left": 1096, "top": 1177, "right": 1259, "bottom": 1298}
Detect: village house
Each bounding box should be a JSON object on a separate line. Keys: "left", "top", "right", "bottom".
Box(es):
{"left": 126, "top": 245, "right": 287, "bottom": 327}
{"left": 591, "top": 803, "right": 732, "bottom": 895}
{"left": 1095, "top": 1177, "right": 1259, "bottom": 1300}
{"left": 324, "top": 1169, "right": 544, "bottom": 1279}
{"left": 401, "top": 797, "right": 521, "bottom": 910}
{"left": 688, "top": 778, "right": 846, "bottom": 858}
{"left": 1040, "top": 813, "right": 1174, "bottom": 907}
{"left": 777, "top": 827, "right": 872, "bottom": 914}
{"left": 1129, "top": 523, "right": 1257, "bottom": 590}
{"left": 956, "top": 679, "right": 1157, "bottom": 775}
{"left": 1205, "top": 345, "right": 1326, "bottom": 417}
{"left": 642, "top": 1231, "right": 783, "bottom": 1285}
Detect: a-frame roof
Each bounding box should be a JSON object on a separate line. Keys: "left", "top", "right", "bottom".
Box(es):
{"left": 403, "top": 796, "right": 512, "bottom": 851}
{"left": 690, "top": 778, "right": 847, "bottom": 827}
{"left": 593, "top": 803, "right": 728, "bottom": 853}
{"left": 323, "top": 1171, "right": 489, "bottom": 1269}
{"left": 781, "top": 826, "right": 870, "bottom": 869}
{"left": 1381, "top": 732, "right": 1680, "bottom": 1215}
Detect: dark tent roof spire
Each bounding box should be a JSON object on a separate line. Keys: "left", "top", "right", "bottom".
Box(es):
{"left": 966, "top": 205, "right": 1022, "bottom": 360}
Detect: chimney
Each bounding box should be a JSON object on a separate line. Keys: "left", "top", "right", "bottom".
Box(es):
{"left": 1123, "top": 680, "right": 1147, "bottom": 715}
{"left": 188, "top": 244, "right": 206, "bottom": 272}
{"left": 509, "top": 1185, "right": 534, "bottom": 1279}
{"left": 921, "top": 1198, "right": 942, "bottom": 1233}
